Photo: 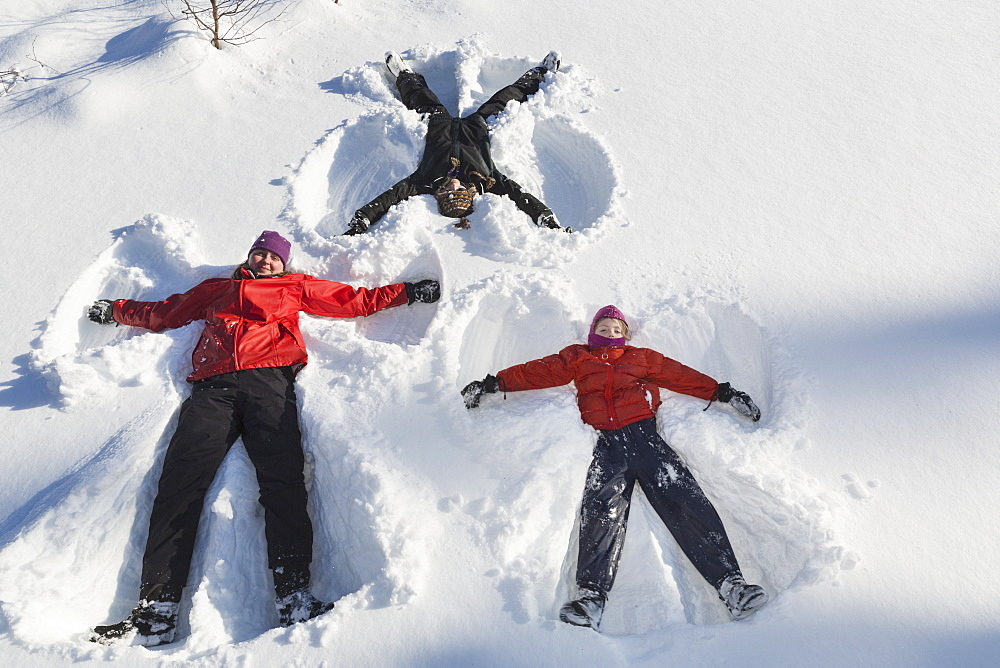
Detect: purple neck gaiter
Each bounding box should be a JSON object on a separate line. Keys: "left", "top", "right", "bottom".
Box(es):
{"left": 588, "top": 332, "right": 627, "bottom": 348}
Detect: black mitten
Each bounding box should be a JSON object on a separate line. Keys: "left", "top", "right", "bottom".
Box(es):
{"left": 405, "top": 280, "right": 441, "bottom": 304}
{"left": 344, "top": 213, "right": 371, "bottom": 236}
{"left": 462, "top": 374, "right": 500, "bottom": 409}
{"left": 715, "top": 382, "right": 761, "bottom": 422}
{"left": 88, "top": 299, "right": 116, "bottom": 325}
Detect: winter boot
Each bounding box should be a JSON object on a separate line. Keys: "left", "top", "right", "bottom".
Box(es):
{"left": 273, "top": 563, "right": 335, "bottom": 627}
{"left": 90, "top": 583, "right": 182, "bottom": 647}
{"left": 559, "top": 586, "right": 606, "bottom": 629}
{"left": 718, "top": 572, "right": 769, "bottom": 621}
{"left": 385, "top": 51, "right": 410, "bottom": 78}
{"left": 540, "top": 50, "right": 562, "bottom": 73}
{"left": 536, "top": 211, "right": 568, "bottom": 231}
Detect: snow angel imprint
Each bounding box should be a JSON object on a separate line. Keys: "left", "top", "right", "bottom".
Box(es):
{"left": 345, "top": 51, "right": 570, "bottom": 235}
{"left": 84, "top": 230, "right": 441, "bottom": 647}
{"left": 461, "top": 305, "right": 768, "bottom": 629}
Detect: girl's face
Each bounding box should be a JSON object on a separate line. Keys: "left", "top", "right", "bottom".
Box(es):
{"left": 594, "top": 318, "right": 626, "bottom": 339}
{"left": 249, "top": 249, "right": 285, "bottom": 276}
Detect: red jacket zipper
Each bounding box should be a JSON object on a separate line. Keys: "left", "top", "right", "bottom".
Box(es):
{"left": 604, "top": 364, "right": 618, "bottom": 426}
{"left": 232, "top": 277, "right": 245, "bottom": 371}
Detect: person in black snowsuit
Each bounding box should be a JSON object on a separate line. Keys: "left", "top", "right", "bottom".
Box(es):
{"left": 84, "top": 230, "right": 442, "bottom": 647}
{"left": 344, "top": 51, "right": 570, "bottom": 234}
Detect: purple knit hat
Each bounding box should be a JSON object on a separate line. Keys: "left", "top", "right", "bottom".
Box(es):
{"left": 249, "top": 230, "right": 291, "bottom": 266}
{"left": 588, "top": 305, "right": 629, "bottom": 347}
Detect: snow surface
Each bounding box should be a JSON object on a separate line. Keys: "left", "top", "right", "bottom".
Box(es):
{"left": 1, "top": 0, "right": 998, "bottom": 665}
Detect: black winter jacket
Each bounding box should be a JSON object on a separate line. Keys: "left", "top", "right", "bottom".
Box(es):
{"left": 354, "top": 114, "right": 551, "bottom": 226}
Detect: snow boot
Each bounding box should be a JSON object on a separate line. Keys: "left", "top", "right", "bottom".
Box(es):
{"left": 90, "top": 584, "right": 182, "bottom": 647}
{"left": 559, "top": 586, "right": 606, "bottom": 629}
{"left": 385, "top": 51, "right": 410, "bottom": 78}
{"left": 273, "top": 563, "right": 334, "bottom": 627}
{"left": 718, "top": 572, "right": 769, "bottom": 621}
{"left": 540, "top": 50, "right": 562, "bottom": 73}
{"left": 537, "top": 211, "right": 569, "bottom": 232}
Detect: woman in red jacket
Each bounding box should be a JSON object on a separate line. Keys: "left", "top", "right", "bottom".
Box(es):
{"left": 461, "top": 305, "right": 768, "bottom": 629}
{"left": 85, "top": 230, "right": 440, "bottom": 646}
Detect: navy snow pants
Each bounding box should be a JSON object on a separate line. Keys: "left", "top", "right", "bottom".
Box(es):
{"left": 575, "top": 419, "right": 741, "bottom": 595}
{"left": 140, "top": 367, "right": 313, "bottom": 591}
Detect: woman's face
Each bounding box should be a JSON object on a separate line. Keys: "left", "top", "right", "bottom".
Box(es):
{"left": 594, "top": 318, "right": 626, "bottom": 339}
{"left": 248, "top": 249, "right": 285, "bottom": 276}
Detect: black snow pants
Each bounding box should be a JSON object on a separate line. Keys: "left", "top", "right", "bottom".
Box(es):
{"left": 396, "top": 67, "right": 546, "bottom": 120}
{"left": 575, "top": 419, "right": 741, "bottom": 596}
{"left": 140, "top": 367, "right": 313, "bottom": 592}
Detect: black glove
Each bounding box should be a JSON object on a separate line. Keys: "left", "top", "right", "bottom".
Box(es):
{"left": 462, "top": 374, "right": 500, "bottom": 409}
{"left": 716, "top": 382, "right": 761, "bottom": 422}
{"left": 344, "top": 213, "right": 371, "bottom": 236}
{"left": 537, "top": 211, "right": 572, "bottom": 233}
{"left": 88, "top": 299, "right": 116, "bottom": 325}
{"left": 405, "top": 280, "right": 441, "bottom": 304}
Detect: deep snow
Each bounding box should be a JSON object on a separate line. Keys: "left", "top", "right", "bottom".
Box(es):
{"left": 1, "top": 0, "right": 998, "bottom": 665}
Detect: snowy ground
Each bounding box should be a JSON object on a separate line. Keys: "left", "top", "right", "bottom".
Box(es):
{"left": 1, "top": 0, "right": 998, "bottom": 665}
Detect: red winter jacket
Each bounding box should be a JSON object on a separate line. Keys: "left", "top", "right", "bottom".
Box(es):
{"left": 496, "top": 345, "right": 720, "bottom": 431}
{"left": 113, "top": 269, "right": 408, "bottom": 381}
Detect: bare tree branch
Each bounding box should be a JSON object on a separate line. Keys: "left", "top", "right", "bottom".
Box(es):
{"left": 26, "top": 37, "right": 59, "bottom": 75}
{"left": 171, "top": 0, "right": 288, "bottom": 50}
{"left": 2, "top": 38, "right": 59, "bottom": 97}
{"left": 1, "top": 69, "right": 27, "bottom": 96}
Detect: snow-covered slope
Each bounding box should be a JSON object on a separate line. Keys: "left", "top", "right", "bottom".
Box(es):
{"left": 1, "top": 0, "right": 998, "bottom": 665}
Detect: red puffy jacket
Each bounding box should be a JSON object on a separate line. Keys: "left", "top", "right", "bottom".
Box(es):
{"left": 496, "top": 345, "right": 720, "bottom": 430}
{"left": 114, "top": 268, "right": 408, "bottom": 381}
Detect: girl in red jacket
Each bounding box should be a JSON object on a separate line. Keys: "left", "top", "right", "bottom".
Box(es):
{"left": 461, "top": 305, "right": 768, "bottom": 629}
{"left": 85, "top": 230, "right": 440, "bottom": 646}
